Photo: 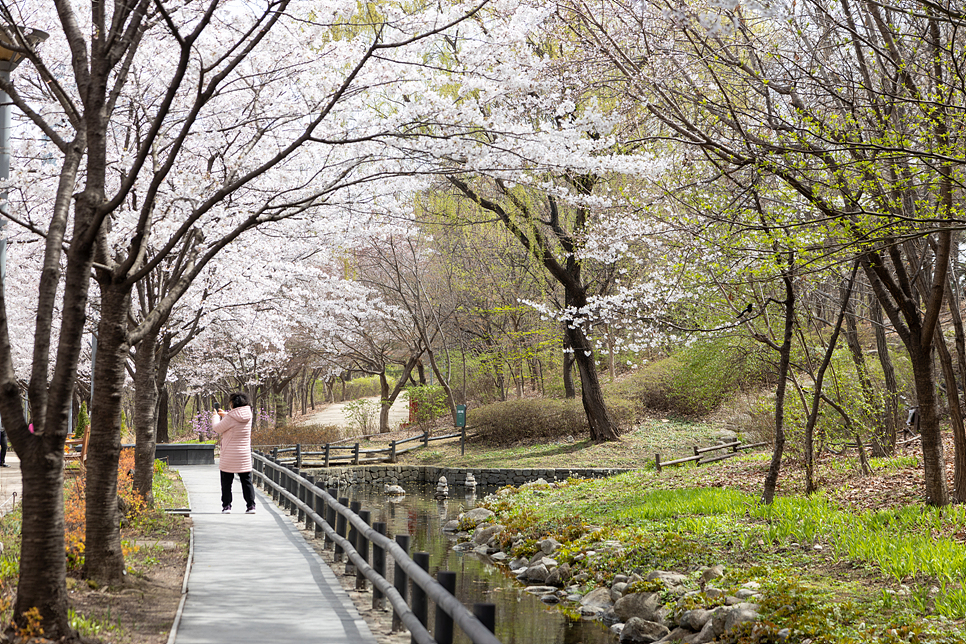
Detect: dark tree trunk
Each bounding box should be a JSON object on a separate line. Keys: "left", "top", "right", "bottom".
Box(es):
{"left": 804, "top": 265, "right": 856, "bottom": 493}
{"left": 870, "top": 300, "right": 898, "bottom": 453}
{"left": 85, "top": 282, "right": 130, "bottom": 583}
{"left": 563, "top": 328, "right": 576, "bottom": 399}
{"left": 935, "top": 326, "right": 966, "bottom": 501}
{"left": 157, "top": 387, "right": 170, "bottom": 444}
{"left": 567, "top": 323, "right": 619, "bottom": 442}
{"left": 132, "top": 330, "right": 160, "bottom": 505}
{"left": 762, "top": 263, "right": 796, "bottom": 505}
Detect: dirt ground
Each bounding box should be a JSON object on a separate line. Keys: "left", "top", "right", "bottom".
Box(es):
{"left": 63, "top": 516, "right": 190, "bottom": 644}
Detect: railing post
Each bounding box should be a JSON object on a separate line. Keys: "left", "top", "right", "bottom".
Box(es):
{"left": 473, "top": 603, "right": 496, "bottom": 633}
{"left": 271, "top": 447, "right": 278, "bottom": 460}
{"left": 295, "top": 443, "right": 302, "bottom": 470}
{"left": 325, "top": 488, "right": 338, "bottom": 548}
{"left": 655, "top": 453, "right": 662, "bottom": 473}
{"left": 353, "top": 443, "right": 360, "bottom": 466}
{"left": 390, "top": 440, "right": 397, "bottom": 463}
{"left": 271, "top": 461, "right": 280, "bottom": 502}
{"left": 324, "top": 443, "right": 330, "bottom": 468}
{"left": 335, "top": 497, "right": 349, "bottom": 562}
{"left": 346, "top": 500, "right": 361, "bottom": 575}
{"left": 287, "top": 467, "right": 297, "bottom": 513}
{"left": 296, "top": 473, "right": 306, "bottom": 524}
{"left": 357, "top": 510, "right": 370, "bottom": 591}
{"left": 392, "top": 535, "right": 410, "bottom": 632}
{"left": 422, "top": 431, "right": 429, "bottom": 448}
{"left": 435, "top": 571, "right": 457, "bottom": 644}
{"left": 372, "top": 522, "right": 386, "bottom": 610}
{"left": 411, "top": 552, "right": 430, "bottom": 644}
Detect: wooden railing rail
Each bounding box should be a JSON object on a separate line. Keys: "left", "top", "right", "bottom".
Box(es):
{"left": 655, "top": 440, "right": 770, "bottom": 472}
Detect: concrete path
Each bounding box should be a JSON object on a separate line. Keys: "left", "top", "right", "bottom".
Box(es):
{"left": 173, "top": 464, "right": 375, "bottom": 644}
{"left": 0, "top": 451, "right": 21, "bottom": 516}
{"left": 298, "top": 393, "right": 410, "bottom": 431}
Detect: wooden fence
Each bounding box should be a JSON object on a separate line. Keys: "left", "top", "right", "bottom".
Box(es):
{"left": 655, "top": 440, "right": 770, "bottom": 472}
{"left": 263, "top": 428, "right": 469, "bottom": 469}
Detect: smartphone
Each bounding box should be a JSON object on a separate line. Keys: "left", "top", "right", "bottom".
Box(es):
{"left": 214, "top": 402, "right": 221, "bottom": 411}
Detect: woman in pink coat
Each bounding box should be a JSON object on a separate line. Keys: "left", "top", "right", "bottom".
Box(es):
{"left": 211, "top": 392, "right": 255, "bottom": 514}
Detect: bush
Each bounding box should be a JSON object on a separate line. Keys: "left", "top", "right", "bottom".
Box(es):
{"left": 252, "top": 422, "right": 342, "bottom": 448}
{"left": 470, "top": 396, "right": 638, "bottom": 445}
{"left": 407, "top": 384, "right": 448, "bottom": 425}
{"left": 611, "top": 337, "right": 769, "bottom": 417}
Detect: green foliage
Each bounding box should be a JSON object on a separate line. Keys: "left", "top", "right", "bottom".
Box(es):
{"left": 343, "top": 398, "right": 379, "bottom": 435}
{"left": 341, "top": 376, "right": 381, "bottom": 400}
{"left": 73, "top": 401, "right": 89, "bottom": 439}
{"left": 69, "top": 608, "right": 119, "bottom": 638}
{"left": 611, "top": 337, "right": 769, "bottom": 417}
{"left": 406, "top": 384, "right": 448, "bottom": 425}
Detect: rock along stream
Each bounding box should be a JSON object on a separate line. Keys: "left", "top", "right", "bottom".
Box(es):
{"left": 338, "top": 482, "right": 615, "bottom": 644}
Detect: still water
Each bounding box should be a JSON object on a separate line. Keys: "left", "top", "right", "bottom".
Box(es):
{"left": 335, "top": 482, "right": 615, "bottom": 644}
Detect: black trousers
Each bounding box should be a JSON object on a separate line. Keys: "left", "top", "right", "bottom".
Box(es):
{"left": 220, "top": 471, "right": 255, "bottom": 509}
{"left": 0, "top": 430, "right": 6, "bottom": 464}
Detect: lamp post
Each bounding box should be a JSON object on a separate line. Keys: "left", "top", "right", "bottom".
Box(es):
{"left": 0, "top": 27, "right": 48, "bottom": 289}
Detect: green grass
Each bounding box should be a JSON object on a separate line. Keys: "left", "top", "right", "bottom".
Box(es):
{"left": 402, "top": 417, "right": 725, "bottom": 469}
{"left": 484, "top": 471, "right": 966, "bottom": 636}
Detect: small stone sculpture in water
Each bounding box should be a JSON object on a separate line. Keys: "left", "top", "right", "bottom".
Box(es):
{"left": 384, "top": 483, "right": 406, "bottom": 496}
{"left": 435, "top": 475, "right": 450, "bottom": 499}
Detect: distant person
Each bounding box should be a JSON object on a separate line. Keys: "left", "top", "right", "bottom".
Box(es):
{"left": 0, "top": 419, "right": 7, "bottom": 467}
{"left": 211, "top": 392, "right": 255, "bottom": 514}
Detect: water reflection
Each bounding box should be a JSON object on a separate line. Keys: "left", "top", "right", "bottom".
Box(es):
{"left": 338, "top": 482, "right": 614, "bottom": 644}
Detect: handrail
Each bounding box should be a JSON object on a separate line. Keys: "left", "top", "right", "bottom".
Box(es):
{"left": 253, "top": 452, "right": 502, "bottom": 644}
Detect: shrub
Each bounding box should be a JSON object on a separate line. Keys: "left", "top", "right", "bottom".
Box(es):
{"left": 343, "top": 399, "right": 379, "bottom": 436}
{"left": 470, "top": 396, "right": 637, "bottom": 445}
{"left": 252, "top": 423, "right": 341, "bottom": 448}
{"left": 611, "top": 337, "right": 769, "bottom": 417}
{"left": 73, "top": 402, "right": 89, "bottom": 439}
{"left": 406, "top": 384, "right": 448, "bottom": 425}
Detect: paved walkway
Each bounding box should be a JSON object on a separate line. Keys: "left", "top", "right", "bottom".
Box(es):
{"left": 174, "top": 464, "right": 376, "bottom": 644}
{"left": 0, "top": 451, "right": 21, "bottom": 516}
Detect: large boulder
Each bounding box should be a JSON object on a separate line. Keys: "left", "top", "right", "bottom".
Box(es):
{"left": 620, "top": 617, "right": 670, "bottom": 644}
{"left": 525, "top": 564, "right": 550, "bottom": 583}
{"left": 614, "top": 592, "right": 663, "bottom": 624}
{"left": 472, "top": 524, "right": 505, "bottom": 545}
{"left": 579, "top": 587, "right": 614, "bottom": 616}
{"left": 461, "top": 508, "right": 495, "bottom": 527}
{"left": 724, "top": 603, "right": 760, "bottom": 633}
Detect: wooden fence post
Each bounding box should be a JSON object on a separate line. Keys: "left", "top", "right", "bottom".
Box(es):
{"left": 372, "top": 522, "right": 386, "bottom": 610}
{"left": 324, "top": 443, "right": 330, "bottom": 467}
{"left": 353, "top": 443, "right": 360, "bottom": 465}
{"left": 392, "top": 535, "right": 410, "bottom": 632}
{"left": 411, "top": 552, "right": 430, "bottom": 644}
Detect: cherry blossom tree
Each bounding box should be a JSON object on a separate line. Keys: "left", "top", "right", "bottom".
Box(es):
{"left": 0, "top": 0, "right": 489, "bottom": 635}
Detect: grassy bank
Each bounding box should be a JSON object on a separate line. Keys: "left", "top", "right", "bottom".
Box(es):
{"left": 470, "top": 454, "right": 966, "bottom": 643}
{"left": 395, "top": 417, "right": 724, "bottom": 469}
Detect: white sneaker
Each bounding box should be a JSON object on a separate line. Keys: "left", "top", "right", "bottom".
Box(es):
{"left": 246, "top": 506, "right": 256, "bottom": 514}
{"left": 222, "top": 505, "right": 231, "bottom": 514}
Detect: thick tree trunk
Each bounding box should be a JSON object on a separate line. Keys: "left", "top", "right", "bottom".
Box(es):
{"left": 935, "top": 327, "right": 966, "bottom": 501}
{"left": 762, "top": 266, "right": 795, "bottom": 505}
{"left": 567, "top": 324, "right": 619, "bottom": 442}
{"left": 378, "top": 355, "right": 421, "bottom": 433}
{"left": 85, "top": 283, "right": 131, "bottom": 583}
{"left": 910, "top": 342, "right": 948, "bottom": 506}
{"left": 14, "top": 450, "right": 73, "bottom": 639}
{"left": 157, "top": 387, "right": 170, "bottom": 444}
{"left": 563, "top": 329, "right": 576, "bottom": 399}
{"left": 133, "top": 330, "right": 161, "bottom": 505}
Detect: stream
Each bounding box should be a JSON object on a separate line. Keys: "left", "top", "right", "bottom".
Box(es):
{"left": 335, "top": 481, "right": 615, "bottom": 644}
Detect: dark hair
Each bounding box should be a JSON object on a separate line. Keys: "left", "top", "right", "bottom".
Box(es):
{"left": 228, "top": 392, "right": 250, "bottom": 409}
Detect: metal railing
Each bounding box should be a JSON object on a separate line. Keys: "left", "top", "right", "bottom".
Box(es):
{"left": 252, "top": 451, "right": 501, "bottom": 644}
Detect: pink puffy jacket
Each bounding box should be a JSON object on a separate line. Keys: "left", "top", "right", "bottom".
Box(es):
{"left": 211, "top": 406, "right": 253, "bottom": 473}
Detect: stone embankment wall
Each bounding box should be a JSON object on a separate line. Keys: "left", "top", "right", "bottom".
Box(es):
{"left": 303, "top": 465, "right": 633, "bottom": 489}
